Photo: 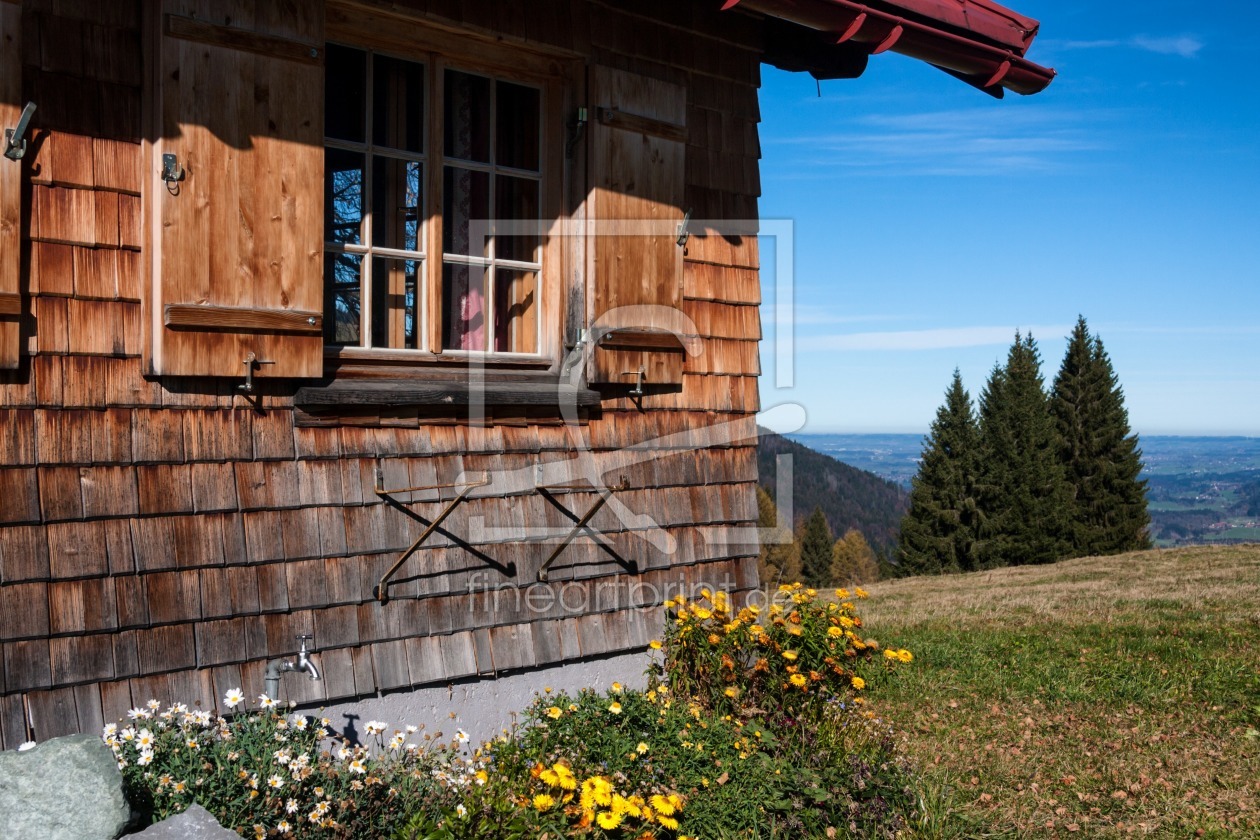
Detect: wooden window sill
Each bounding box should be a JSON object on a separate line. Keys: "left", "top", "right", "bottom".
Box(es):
{"left": 293, "top": 376, "right": 600, "bottom": 412}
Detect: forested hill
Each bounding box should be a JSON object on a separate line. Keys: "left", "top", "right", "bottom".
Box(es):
{"left": 757, "top": 428, "right": 910, "bottom": 555}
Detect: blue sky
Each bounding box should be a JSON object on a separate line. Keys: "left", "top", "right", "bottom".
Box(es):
{"left": 755, "top": 1, "right": 1260, "bottom": 436}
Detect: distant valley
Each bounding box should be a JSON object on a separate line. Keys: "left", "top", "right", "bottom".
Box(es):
{"left": 786, "top": 432, "right": 1260, "bottom": 549}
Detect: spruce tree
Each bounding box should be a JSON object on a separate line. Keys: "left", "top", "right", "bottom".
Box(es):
{"left": 798, "top": 506, "right": 834, "bottom": 588}
{"left": 830, "top": 529, "right": 880, "bottom": 585}
{"left": 756, "top": 486, "right": 803, "bottom": 587}
{"left": 1050, "top": 317, "right": 1151, "bottom": 555}
{"left": 976, "top": 332, "right": 1071, "bottom": 567}
{"left": 897, "top": 370, "right": 982, "bottom": 575}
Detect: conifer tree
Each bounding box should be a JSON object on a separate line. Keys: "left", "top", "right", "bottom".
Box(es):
{"left": 1050, "top": 317, "right": 1151, "bottom": 555}
{"left": 798, "top": 506, "right": 834, "bottom": 588}
{"left": 897, "top": 370, "right": 982, "bottom": 575}
{"left": 976, "top": 332, "right": 1071, "bottom": 566}
{"left": 756, "top": 486, "right": 803, "bottom": 587}
{"left": 830, "top": 529, "right": 881, "bottom": 585}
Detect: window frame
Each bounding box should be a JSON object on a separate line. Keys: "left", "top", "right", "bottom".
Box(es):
{"left": 321, "top": 18, "right": 572, "bottom": 376}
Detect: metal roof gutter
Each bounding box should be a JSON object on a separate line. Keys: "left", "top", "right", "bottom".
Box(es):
{"left": 724, "top": 0, "right": 1056, "bottom": 96}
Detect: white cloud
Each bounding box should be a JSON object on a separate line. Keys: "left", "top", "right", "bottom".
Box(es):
{"left": 1131, "top": 35, "right": 1203, "bottom": 58}
{"left": 797, "top": 324, "right": 1072, "bottom": 352}
{"left": 763, "top": 107, "right": 1106, "bottom": 176}
{"left": 1048, "top": 34, "right": 1203, "bottom": 58}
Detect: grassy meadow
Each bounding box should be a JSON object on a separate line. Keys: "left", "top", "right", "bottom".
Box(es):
{"left": 860, "top": 545, "right": 1260, "bottom": 838}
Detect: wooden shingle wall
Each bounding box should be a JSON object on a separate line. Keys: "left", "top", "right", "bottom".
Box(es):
{"left": 0, "top": 0, "right": 764, "bottom": 749}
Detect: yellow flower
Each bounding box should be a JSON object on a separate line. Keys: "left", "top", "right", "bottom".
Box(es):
{"left": 649, "top": 794, "right": 677, "bottom": 816}
{"left": 786, "top": 624, "right": 802, "bottom": 636}
{"left": 835, "top": 588, "right": 850, "bottom": 599}
{"left": 611, "top": 681, "right": 623, "bottom": 693}
{"left": 707, "top": 633, "right": 722, "bottom": 644}
{"left": 898, "top": 649, "right": 914, "bottom": 663}
{"left": 649, "top": 639, "right": 663, "bottom": 650}
{"left": 828, "top": 626, "right": 844, "bottom": 638}
{"left": 658, "top": 814, "right": 680, "bottom": 830}
{"left": 781, "top": 650, "right": 798, "bottom": 661}
{"left": 692, "top": 607, "right": 712, "bottom": 620}
{"left": 546, "top": 706, "right": 562, "bottom": 719}
{"left": 789, "top": 673, "right": 808, "bottom": 688}
{"left": 723, "top": 687, "right": 739, "bottom": 698}
{"left": 533, "top": 793, "right": 556, "bottom": 811}
{"left": 596, "top": 810, "right": 623, "bottom": 829}
{"left": 854, "top": 588, "right": 869, "bottom": 598}
{"left": 636, "top": 741, "right": 649, "bottom": 754}
{"left": 851, "top": 676, "right": 866, "bottom": 690}
{"left": 884, "top": 648, "right": 899, "bottom": 660}
{"left": 608, "top": 701, "right": 622, "bottom": 714}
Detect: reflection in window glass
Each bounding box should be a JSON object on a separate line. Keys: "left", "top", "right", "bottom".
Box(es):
{"left": 444, "top": 71, "right": 491, "bottom": 163}
{"left": 443, "top": 167, "right": 490, "bottom": 257}
{"left": 325, "top": 252, "right": 363, "bottom": 346}
{"left": 372, "top": 157, "right": 422, "bottom": 251}
{"left": 324, "top": 149, "right": 364, "bottom": 246}
{"left": 495, "top": 175, "right": 539, "bottom": 263}
{"left": 371, "top": 257, "right": 420, "bottom": 350}
{"left": 373, "top": 55, "right": 425, "bottom": 153}
{"left": 494, "top": 268, "right": 538, "bottom": 353}
{"left": 442, "top": 263, "right": 487, "bottom": 351}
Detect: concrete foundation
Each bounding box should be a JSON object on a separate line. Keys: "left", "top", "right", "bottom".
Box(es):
{"left": 301, "top": 651, "right": 651, "bottom": 748}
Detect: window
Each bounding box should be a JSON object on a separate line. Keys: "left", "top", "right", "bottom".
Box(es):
{"left": 323, "top": 43, "right": 548, "bottom": 361}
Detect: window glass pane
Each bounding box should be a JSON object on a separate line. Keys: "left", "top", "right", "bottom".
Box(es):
{"left": 325, "top": 149, "right": 364, "bottom": 246}
{"left": 444, "top": 71, "right": 490, "bottom": 163}
{"left": 495, "top": 176, "right": 539, "bottom": 263}
{"left": 494, "top": 268, "right": 538, "bottom": 353}
{"left": 325, "top": 44, "right": 366, "bottom": 142}
{"left": 371, "top": 257, "right": 421, "bottom": 350}
{"left": 496, "top": 82, "right": 540, "bottom": 171}
{"left": 372, "top": 157, "right": 422, "bottom": 252}
{"left": 373, "top": 55, "right": 425, "bottom": 153}
{"left": 325, "top": 252, "right": 363, "bottom": 346}
{"left": 442, "top": 263, "right": 487, "bottom": 351}
{"left": 442, "top": 166, "right": 489, "bottom": 257}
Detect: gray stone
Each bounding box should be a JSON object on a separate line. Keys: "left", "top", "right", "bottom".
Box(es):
{"left": 122, "top": 805, "right": 242, "bottom": 839}
{"left": 0, "top": 733, "right": 133, "bottom": 840}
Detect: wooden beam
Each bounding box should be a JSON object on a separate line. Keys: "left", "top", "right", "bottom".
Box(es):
{"left": 595, "top": 106, "right": 688, "bottom": 143}
{"left": 164, "top": 14, "right": 322, "bottom": 64}
{"left": 164, "top": 304, "right": 322, "bottom": 333}
{"left": 597, "top": 328, "right": 687, "bottom": 353}
{"left": 0, "top": 291, "right": 19, "bottom": 317}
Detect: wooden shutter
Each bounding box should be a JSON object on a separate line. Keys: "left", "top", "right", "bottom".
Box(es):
{"left": 150, "top": 1, "right": 324, "bottom": 378}
{"left": 0, "top": 0, "right": 21, "bottom": 370}
{"left": 587, "top": 66, "right": 688, "bottom": 386}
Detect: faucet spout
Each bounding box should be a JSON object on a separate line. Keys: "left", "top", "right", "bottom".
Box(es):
{"left": 263, "top": 636, "right": 321, "bottom": 700}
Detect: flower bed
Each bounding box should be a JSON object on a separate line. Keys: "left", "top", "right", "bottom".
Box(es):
{"left": 106, "top": 585, "right": 919, "bottom": 838}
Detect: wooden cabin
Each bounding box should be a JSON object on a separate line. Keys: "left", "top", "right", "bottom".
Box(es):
{"left": 0, "top": 0, "right": 1051, "bottom": 747}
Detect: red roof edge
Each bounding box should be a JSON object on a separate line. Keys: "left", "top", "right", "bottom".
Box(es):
{"left": 726, "top": 0, "right": 1056, "bottom": 96}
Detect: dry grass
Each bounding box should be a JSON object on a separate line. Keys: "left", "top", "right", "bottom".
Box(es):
{"left": 858, "top": 545, "right": 1260, "bottom": 838}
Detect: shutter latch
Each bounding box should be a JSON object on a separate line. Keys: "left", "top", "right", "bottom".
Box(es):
{"left": 3, "top": 102, "right": 37, "bottom": 162}
{"left": 676, "top": 208, "right": 692, "bottom": 248}
{"left": 238, "top": 352, "right": 275, "bottom": 393}
{"left": 161, "top": 153, "right": 185, "bottom": 190}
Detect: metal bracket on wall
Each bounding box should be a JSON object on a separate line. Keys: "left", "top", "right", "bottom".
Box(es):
{"left": 536, "top": 475, "right": 631, "bottom": 582}
{"left": 371, "top": 469, "right": 490, "bottom": 604}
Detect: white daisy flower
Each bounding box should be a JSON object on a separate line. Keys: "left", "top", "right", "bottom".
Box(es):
{"left": 137, "top": 750, "right": 154, "bottom": 766}
{"left": 364, "top": 720, "right": 387, "bottom": 735}
{"left": 286, "top": 798, "right": 299, "bottom": 814}
{"left": 223, "top": 688, "right": 245, "bottom": 709}
{"left": 146, "top": 699, "right": 162, "bottom": 711}
{"left": 267, "top": 775, "right": 284, "bottom": 790}
{"left": 258, "top": 694, "right": 277, "bottom": 710}
{"left": 454, "top": 729, "right": 469, "bottom": 744}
